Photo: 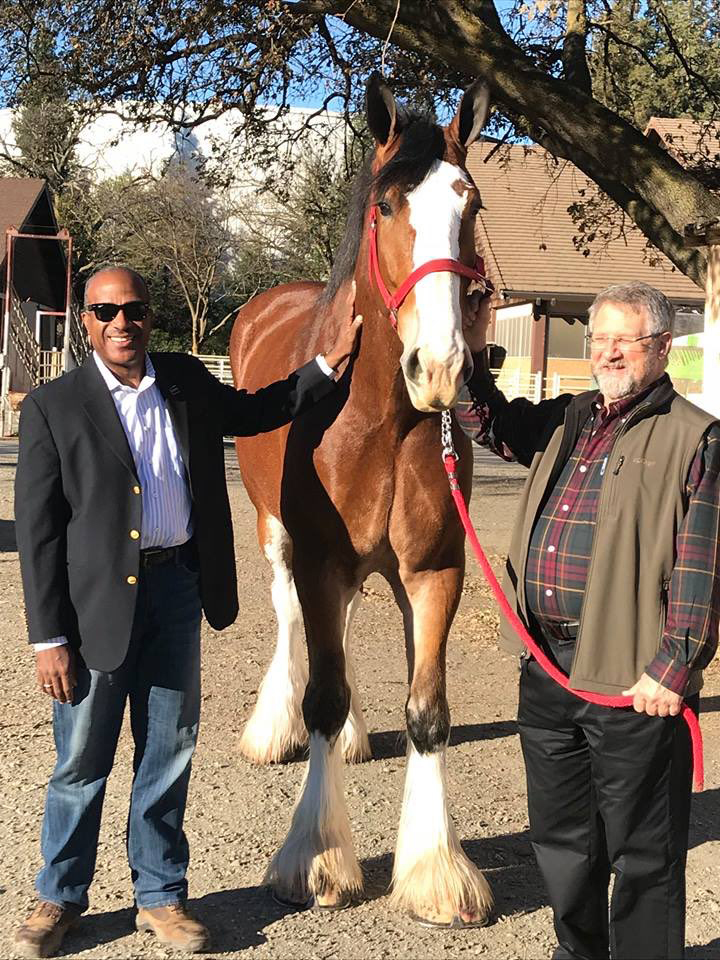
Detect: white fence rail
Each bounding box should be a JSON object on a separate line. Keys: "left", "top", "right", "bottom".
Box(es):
{"left": 194, "top": 357, "right": 594, "bottom": 400}
{"left": 547, "top": 373, "right": 594, "bottom": 397}
{"left": 490, "top": 369, "right": 593, "bottom": 401}
{"left": 196, "top": 354, "right": 233, "bottom": 385}
{"left": 491, "top": 369, "right": 543, "bottom": 402}
{"left": 39, "top": 350, "right": 64, "bottom": 385}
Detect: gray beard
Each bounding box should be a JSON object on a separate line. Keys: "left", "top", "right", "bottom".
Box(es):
{"left": 593, "top": 367, "right": 639, "bottom": 401}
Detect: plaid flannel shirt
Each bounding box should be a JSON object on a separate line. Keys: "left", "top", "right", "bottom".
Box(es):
{"left": 458, "top": 368, "right": 720, "bottom": 695}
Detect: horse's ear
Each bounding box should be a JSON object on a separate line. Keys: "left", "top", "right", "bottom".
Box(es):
{"left": 366, "top": 72, "right": 400, "bottom": 146}
{"left": 449, "top": 79, "right": 491, "bottom": 149}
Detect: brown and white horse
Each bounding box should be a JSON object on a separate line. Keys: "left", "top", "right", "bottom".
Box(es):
{"left": 230, "top": 74, "right": 492, "bottom": 925}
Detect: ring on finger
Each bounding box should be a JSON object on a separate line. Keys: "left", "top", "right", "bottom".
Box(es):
{"left": 42, "top": 683, "right": 53, "bottom": 689}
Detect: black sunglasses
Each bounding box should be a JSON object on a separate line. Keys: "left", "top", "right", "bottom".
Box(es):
{"left": 86, "top": 301, "right": 150, "bottom": 323}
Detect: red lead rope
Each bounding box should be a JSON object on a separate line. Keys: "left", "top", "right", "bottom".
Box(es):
{"left": 365, "top": 195, "right": 703, "bottom": 790}
{"left": 442, "top": 453, "right": 705, "bottom": 792}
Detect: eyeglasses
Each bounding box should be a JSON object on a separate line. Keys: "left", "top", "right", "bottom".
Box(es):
{"left": 584, "top": 332, "right": 666, "bottom": 352}
{"left": 86, "top": 301, "right": 150, "bottom": 323}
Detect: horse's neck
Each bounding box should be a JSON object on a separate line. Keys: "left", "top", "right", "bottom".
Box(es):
{"left": 347, "top": 284, "right": 419, "bottom": 434}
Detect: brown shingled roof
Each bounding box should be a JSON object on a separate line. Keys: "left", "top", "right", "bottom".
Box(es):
{"left": 0, "top": 178, "right": 49, "bottom": 259}
{"left": 467, "top": 143, "right": 704, "bottom": 305}
{"left": 645, "top": 117, "right": 720, "bottom": 165}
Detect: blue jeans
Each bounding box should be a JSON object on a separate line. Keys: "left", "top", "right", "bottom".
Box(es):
{"left": 36, "top": 560, "right": 202, "bottom": 911}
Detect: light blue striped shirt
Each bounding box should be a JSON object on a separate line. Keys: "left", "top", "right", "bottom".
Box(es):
{"left": 93, "top": 351, "right": 193, "bottom": 550}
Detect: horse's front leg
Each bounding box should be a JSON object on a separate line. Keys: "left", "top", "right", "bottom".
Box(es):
{"left": 264, "top": 566, "right": 363, "bottom": 908}
{"left": 390, "top": 563, "right": 493, "bottom": 926}
{"left": 239, "top": 514, "right": 308, "bottom": 764}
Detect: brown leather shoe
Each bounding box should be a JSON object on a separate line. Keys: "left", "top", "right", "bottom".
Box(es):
{"left": 136, "top": 903, "right": 209, "bottom": 952}
{"left": 14, "top": 901, "right": 80, "bottom": 959}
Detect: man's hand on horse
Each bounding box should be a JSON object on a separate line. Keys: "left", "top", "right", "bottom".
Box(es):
{"left": 324, "top": 282, "right": 363, "bottom": 372}
{"left": 622, "top": 672, "right": 684, "bottom": 718}
{"left": 36, "top": 645, "right": 77, "bottom": 704}
{"left": 462, "top": 288, "right": 493, "bottom": 354}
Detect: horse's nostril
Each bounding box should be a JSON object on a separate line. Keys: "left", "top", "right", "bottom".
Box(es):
{"left": 404, "top": 348, "right": 422, "bottom": 382}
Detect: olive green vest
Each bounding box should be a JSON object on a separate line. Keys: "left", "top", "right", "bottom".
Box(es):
{"left": 500, "top": 379, "right": 716, "bottom": 696}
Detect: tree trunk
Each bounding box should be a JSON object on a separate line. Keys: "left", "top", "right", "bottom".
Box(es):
{"left": 563, "top": 0, "right": 592, "bottom": 93}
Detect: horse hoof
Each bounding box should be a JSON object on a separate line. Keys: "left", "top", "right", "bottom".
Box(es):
{"left": 408, "top": 909, "right": 492, "bottom": 929}
{"left": 272, "top": 890, "right": 351, "bottom": 912}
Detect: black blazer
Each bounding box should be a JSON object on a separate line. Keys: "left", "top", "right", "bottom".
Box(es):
{"left": 15, "top": 352, "right": 335, "bottom": 671}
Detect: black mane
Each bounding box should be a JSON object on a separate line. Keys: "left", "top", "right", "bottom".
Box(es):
{"left": 320, "top": 114, "right": 445, "bottom": 305}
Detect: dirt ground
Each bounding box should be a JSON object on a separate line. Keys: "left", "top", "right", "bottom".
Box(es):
{"left": 0, "top": 438, "right": 718, "bottom": 960}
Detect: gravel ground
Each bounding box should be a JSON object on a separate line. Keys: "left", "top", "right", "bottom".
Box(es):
{"left": 0, "top": 438, "right": 718, "bottom": 960}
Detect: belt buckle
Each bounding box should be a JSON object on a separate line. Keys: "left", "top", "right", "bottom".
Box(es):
{"left": 558, "top": 620, "right": 579, "bottom": 641}
{"left": 141, "top": 546, "right": 165, "bottom": 567}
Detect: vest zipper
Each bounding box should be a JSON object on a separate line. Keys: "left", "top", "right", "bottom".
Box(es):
{"left": 570, "top": 400, "right": 651, "bottom": 677}
{"left": 659, "top": 578, "right": 670, "bottom": 642}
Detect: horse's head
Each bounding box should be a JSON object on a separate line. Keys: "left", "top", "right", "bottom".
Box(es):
{"left": 365, "top": 74, "right": 490, "bottom": 412}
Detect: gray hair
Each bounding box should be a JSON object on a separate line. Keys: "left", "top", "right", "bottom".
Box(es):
{"left": 588, "top": 282, "right": 675, "bottom": 337}
{"left": 83, "top": 264, "right": 149, "bottom": 308}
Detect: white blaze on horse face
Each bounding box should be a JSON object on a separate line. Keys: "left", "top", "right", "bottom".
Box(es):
{"left": 402, "top": 160, "right": 473, "bottom": 412}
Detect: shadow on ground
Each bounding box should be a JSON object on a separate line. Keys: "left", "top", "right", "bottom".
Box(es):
{"left": 368, "top": 720, "right": 517, "bottom": 761}
{"left": 687, "top": 938, "right": 720, "bottom": 958}
{"left": 0, "top": 519, "right": 16, "bottom": 552}
{"left": 52, "top": 887, "right": 274, "bottom": 956}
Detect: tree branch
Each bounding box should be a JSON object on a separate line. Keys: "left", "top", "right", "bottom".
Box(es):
{"left": 318, "top": 0, "right": 720, "bottom": 280}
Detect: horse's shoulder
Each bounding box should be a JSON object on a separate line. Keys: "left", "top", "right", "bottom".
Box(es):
{"left": 236, "top": 281, "right": 325, "bottom": 323}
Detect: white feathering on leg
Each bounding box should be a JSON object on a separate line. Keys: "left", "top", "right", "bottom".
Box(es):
{"left": 265, "top": 733, "right": 362, "bottom": 903}
{"left": 239, "top": 517, "right": 308, "bottom": 764}
{"left": 390, "top": 742, "right": 493, "bottom": 920}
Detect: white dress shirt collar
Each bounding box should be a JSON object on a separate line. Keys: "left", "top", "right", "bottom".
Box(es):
{"left": 93, "top": 351, "right": 156, "bottom": 394}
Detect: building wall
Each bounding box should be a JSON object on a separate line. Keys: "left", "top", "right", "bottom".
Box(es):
{"left": 547, "top": 316, "right": 587, "bottom": 359}
{"left": 493, "top": 301, "right": 534, "bottom": 358}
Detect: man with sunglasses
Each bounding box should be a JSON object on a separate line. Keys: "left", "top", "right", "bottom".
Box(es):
{"left": 13, "top": 264, "right": 361, "bottom": 958}
{"left": 460, "top": 281, "right": 720, "bottom": 959}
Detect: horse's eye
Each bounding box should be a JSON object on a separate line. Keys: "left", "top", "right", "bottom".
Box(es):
{"left": 378, "top": 200, "right": 392, "bottom": 217}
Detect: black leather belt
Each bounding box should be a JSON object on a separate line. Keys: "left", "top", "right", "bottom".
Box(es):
{"left": 139, "top": 539, "right": 195, "bottom": 568}
{"left": 540, "top": 619, "right": 580, "bottom": 642}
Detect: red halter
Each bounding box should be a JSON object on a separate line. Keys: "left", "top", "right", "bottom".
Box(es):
{"left": 367, "top": 204, "right": 494, "bottom": 330}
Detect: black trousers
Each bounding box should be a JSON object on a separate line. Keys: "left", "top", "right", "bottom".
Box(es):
{"left": 518, "top": 642, "right": 696, "bottom": 960}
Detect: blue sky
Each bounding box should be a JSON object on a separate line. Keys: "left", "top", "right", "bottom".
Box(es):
{"left": 283, "top": 0, "right": 518, "bottom": 109}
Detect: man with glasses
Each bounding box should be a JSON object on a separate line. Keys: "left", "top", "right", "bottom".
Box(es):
{"left": 13, "top": 264, "right": 361, "bottom": 958}
{"left": 460, "top": 281, "right": 720, "bottom": 959}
